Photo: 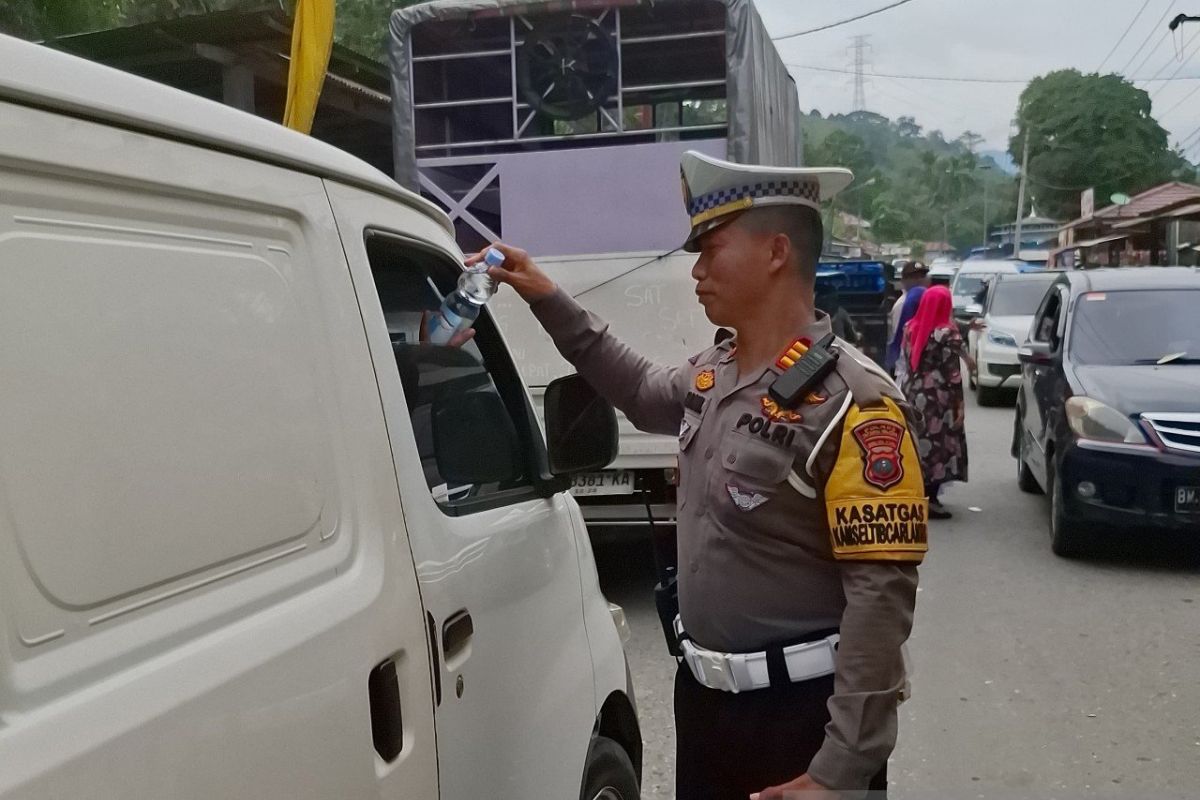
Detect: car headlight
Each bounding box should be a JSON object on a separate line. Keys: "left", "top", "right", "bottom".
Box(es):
{"left": 986, "top": 330, "right": 1018, "bottom": 347}
{"left": 1065, "top": 397, "right": 1147, "bottom": 444}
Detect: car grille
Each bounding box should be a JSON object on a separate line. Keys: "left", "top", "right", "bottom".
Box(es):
{"left": 1143, "top": 413, "right": 1200, "bottom": 454}
{"left": 988, "top": 363, "right": 1020, "bottom": 378}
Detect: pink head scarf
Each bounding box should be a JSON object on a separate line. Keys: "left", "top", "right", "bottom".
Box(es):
{"left": 908, "top": 285, "right": 954, "bottom": 372}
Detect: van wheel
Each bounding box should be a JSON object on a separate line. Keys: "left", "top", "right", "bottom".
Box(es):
{"left": 1015, "top": 420, "right": 1042, "bottom": 495}
{"left": 580, "top": 736, "right": 640, "bottom": 800}
{"left": 1048, "top": 463, "right": 1085, "bottom": 558}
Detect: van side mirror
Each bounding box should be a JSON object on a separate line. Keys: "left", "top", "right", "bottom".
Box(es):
{"left": 544, "top": 374, "right": 618, "bottom": 476}
{"left": 1017, "top": 341, "right": 1054, "bottom": 365}
{"left": 432, "top": 392, "right": 523, "bottom": 484}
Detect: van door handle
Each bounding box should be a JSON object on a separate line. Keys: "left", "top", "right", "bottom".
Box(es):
{"left": 442, "top": 609, "right": 474, "bottom": 666}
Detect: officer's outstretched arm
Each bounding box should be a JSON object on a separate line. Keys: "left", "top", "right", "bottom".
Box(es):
{"left": 480, "top": 241, "right": 687, "bottom": 435}
{"left": 808, "top": 398, "right": 927, "bottom": 793}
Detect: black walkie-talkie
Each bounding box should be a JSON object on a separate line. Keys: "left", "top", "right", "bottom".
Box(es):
{"left": 768, "top": 333, "right": 839, "bottom": 409}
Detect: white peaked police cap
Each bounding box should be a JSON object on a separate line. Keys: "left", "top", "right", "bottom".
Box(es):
{"left": 680, "top": 150, "right": 855, "bottom": 252}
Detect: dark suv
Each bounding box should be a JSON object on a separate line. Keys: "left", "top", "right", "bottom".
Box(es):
{"left": 1012, "top": 267, "right": 1200, "bottom": 556}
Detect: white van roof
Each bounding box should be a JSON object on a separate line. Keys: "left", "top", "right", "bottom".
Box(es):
{"left": 0, "top": 33, "right": 452, "bottom": 237}
{"left": 958, "top": 259, "right": 1022, "bottom": 274}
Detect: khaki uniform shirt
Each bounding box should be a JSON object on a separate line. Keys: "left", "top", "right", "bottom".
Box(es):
{"left": 531, "top": 289, "right": 927, "bottom": 791}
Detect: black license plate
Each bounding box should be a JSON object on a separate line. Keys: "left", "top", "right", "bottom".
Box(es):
{"left": 1176, "top": 486, "right": 1200, "bottom": 514}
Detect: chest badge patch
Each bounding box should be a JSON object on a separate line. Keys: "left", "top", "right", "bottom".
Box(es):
{"left": 760, "top": 396, "right": 803, "bottom": 424}
{"left": 851, "top": 419, "right": 907, "bottom": 490}
{"left": 727, "top": 484, "right": 769, "bottom": 512}
{"left": 695, "top": 369, "right": 716, "bottom": 391}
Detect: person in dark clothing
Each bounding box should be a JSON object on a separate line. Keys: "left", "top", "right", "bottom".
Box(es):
{"left": 815, "top": 288, "right": 860, "bottom": 344}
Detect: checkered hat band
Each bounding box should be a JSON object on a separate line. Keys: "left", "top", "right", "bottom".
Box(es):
{"left": 687, "top": 180, "right": 821, "bottom": 216}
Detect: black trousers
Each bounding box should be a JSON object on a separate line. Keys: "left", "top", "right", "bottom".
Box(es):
{"left": 674, "top": 663, "right": 888, "bottom": 799}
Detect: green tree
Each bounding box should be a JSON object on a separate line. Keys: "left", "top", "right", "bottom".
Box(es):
{"left": 896, "top": 115, "right": 922, "bottom": 138}
{"left": 1010, "top": 69, "right": 1197, "bottom": 220}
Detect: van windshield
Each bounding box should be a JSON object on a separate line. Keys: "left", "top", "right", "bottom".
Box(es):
{"left": 954, "top": 274, "right": 992, "bottom": 299}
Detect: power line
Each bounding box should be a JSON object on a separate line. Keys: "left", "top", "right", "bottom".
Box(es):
{"left": 1157, "top": 79, "right": 1200, "bottom": 118}
{"left": 772, "top": 0, "right": 919, "bottom": 41}
{"left": 1151, "top": 27, "right": 1200, "bottom": 99}
{"left": 1129, "top": 30, "right": 1172, "bottom": 79}
{"left": 786, "top": 62, "right": 1200, "bottom": 84}
{"left": 1120, "top": 0, "right": 1178, "bottom": 75}
{"left": 1098, "top": 0, "right": 1155, "bottom": 72}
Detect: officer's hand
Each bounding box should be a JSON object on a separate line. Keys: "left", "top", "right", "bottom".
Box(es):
{"left": 467, "top": 241, "right": 556, "bottom": 304}
{"left": 751, "top": 773, "right": 841, "bottom": 800}
{"left": 419, "top": 311, "right": 476, "bottom": 348}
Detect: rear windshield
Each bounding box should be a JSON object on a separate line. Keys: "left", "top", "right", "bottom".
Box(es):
{"left": 953, "top": 274, "right": 992, "bottom": 298}
{"left": 990, "top": 278, "right": 1055, "bottom": 316}
{"left": 1070, "top": 290, "right": 1200, "bottom": 365}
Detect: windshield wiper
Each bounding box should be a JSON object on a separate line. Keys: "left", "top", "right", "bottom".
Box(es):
{"left": 1132, "top": 353, "right": 1200, "bottom": 365}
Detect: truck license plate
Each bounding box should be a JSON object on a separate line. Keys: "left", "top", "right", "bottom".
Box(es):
{"left": 1176, "top": 486, "right": 1200, "bottom": 513}
{"left": 570, "top": 471, "right": 634, "bottom": 497}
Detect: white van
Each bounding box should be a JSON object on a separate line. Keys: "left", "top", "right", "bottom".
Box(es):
{"left": 0, "top": 34, "right": 641, "bottom": 800}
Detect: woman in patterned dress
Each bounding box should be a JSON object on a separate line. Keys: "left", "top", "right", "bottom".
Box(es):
{"left": 901, "top": 285, "right": 975, "bottom": 519}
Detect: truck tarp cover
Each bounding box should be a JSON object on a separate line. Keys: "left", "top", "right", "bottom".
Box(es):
{"left": 388, "top": 0, "right": 802, "bottom": 190}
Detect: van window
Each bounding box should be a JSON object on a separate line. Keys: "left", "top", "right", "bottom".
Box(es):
{"left": 364, "top": 232, "right": 538, "bottom": 512}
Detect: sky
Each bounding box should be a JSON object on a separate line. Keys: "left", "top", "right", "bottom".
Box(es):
{"left": 754, "top": 0, "right": 1200, "bottom": 162}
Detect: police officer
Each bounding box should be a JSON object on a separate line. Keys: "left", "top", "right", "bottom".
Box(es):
{"left": 475, "top": 151, "right": 927, "bottom": 800}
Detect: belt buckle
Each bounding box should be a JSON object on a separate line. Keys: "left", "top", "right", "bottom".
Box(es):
{"left": 783, "top": 635, "right": 838, "bottom": 683}
{"left": 685, "top": 643, "right": 740, "bottom": 693}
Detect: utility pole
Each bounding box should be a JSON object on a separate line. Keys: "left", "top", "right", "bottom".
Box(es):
{"left": 850, "top": 35, "right": 870, "bottom": 112}
{"left": 980, "top": 163, "right": 993, "bottom": 249}
{"left": 1012, "top": 130, "right": 1031, "bottom": 259}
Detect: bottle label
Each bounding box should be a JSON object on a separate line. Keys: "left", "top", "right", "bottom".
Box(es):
{"left": 426, "top": 306, "right": 464, "bottom": 345}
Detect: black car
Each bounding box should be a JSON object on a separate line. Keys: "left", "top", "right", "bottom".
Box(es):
{"left": 1012, "top": 267, "right": 1200, "bottom": 556}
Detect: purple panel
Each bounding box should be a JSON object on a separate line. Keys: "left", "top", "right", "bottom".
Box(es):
{"left": 502, "top": 139, "right": 725, "bottom": 256}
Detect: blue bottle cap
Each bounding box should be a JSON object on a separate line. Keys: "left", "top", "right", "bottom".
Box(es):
{"left": 484, "top": 247, "right": 506, "bottom": 268}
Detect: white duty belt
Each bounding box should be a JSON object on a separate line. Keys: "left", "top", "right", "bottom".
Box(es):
{"left": 674, "top": 617, "right": 839, "bottom": 694}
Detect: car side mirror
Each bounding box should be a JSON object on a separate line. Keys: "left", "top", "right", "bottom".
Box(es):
{"left": 544, "top": 374, "right": 618, "bottom": 476}
{"left": 432, "top": 392, "right": 523, "bottom": 485}
{"left": 1017, "top": 341, "right": 1054, "bottom": 365}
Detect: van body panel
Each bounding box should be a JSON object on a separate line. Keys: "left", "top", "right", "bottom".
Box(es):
{"left": 325, "top": 180, "right": 612, "bottom": 799}
{"left": 0, "top": 100, "right": 437, "bottom": 799}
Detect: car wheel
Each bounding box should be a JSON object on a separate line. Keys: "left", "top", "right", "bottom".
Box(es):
{"left": 1048, "top": 461, "right": 1086, "bottom": 558}
{"left": 1015, "top": 418, "right": 1042, "bottom": 494}
{"left": 580, "top": 736, "right": 640, "bottom": 800}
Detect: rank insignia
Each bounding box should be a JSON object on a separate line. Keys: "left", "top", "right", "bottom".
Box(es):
{"left": 695, "top": 369, "right": 715, "bottom": 391}
{"left": 760, "top": 396, "right": 803, "bottom": 424}
{"left": 775, "top": 337, "right": 812, "bottom": 370}
{"left": 727, "top": 484, "right": 769, "bottom": 512}
{"left": 851, "top": 419, "right": 906, "bottom": 490}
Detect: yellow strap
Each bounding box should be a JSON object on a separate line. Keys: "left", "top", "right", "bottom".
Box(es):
{"left": 283, "top": 0, "right": 335, "bottom": 134}
{"left": 690, "top": 196, "right": 754, "bottom": 227}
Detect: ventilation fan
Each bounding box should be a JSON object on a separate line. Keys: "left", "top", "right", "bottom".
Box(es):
{"left": 517, "top": 15, "right": 619, "bottom": 121}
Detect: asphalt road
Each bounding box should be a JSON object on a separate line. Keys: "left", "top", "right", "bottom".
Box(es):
{"left": 593, "top": 388, "right": 1200, "bottom": 800}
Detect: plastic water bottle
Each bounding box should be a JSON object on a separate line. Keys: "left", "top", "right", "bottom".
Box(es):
{"left": 425, "top": 247, "right": 505, "bottom": 345}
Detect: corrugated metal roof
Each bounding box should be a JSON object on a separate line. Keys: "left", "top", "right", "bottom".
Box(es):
{"left": 1063, "top": 181, "right": 1200, "bottom": 229}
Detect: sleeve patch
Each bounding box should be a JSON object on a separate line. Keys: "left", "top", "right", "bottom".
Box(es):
{"left": 825, "top": 398, "right": 928, "bottom": 562}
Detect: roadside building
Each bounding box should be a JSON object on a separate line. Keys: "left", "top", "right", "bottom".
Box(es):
{"left": 989, "top": 208, "right": 1061, "bottom": 261}
{"left": 1052, "top": 181, "right": 1200, "bottom": 268}
{"left": 42, "top": 6, "right": 394, "bottom": 175}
